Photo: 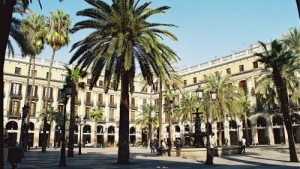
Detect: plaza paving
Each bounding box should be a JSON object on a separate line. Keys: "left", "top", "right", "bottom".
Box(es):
{"left": 4, "top": 145, "right": 300, "bottom": 169}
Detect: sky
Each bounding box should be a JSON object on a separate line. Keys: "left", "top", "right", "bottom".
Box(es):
{"left": 14, "top": 0, "right": 300, "bottom": 69}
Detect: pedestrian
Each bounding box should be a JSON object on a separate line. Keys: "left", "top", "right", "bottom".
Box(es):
{"left": 240, "top": 136, "right": 246, "bottom": 154}
{"left": 208, "top": 133, "right": 215, "bottom": 164}
{"left": 175, "top": 139, "right": 182, "bottom": 157}
{"left": 151, "top": 140, "right": 156, "bottom": 153}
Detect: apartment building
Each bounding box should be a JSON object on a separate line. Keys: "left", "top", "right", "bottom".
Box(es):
{"left": 3, "top": 44, "right": 300, "bottom": 148}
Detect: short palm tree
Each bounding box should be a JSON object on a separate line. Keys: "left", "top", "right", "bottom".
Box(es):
{"left": 90, "top": 106, "right": 104, "bottom": 146}
{"left": 179, "top": 93, "right": 198, "bottom": 130}
{"left": 69, "top": 0, "right": 178, "bottom": 163}
{"left": 65, "top": 67, "right": 87, "bottom": 157}
{"left": 42, "top": 10, "right": 71, "bottom": 152}
{"left": 136, "top": 104, "right": 158, "bottom": 141}
{"left": 21, "top": 11, "right": 48, "bottom": 150}
{"left": 204, "top": 73, "right": 242, "bottom": 146}
{"left": 255, "top": 40, "right": 299, "bottom": 162}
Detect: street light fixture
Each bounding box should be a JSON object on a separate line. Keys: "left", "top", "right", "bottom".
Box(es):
{"left": 75, "top": 114, "right": 87, "bottom": 155}
{"left": 59, "top": 84, "right": 71, "bottom": 167}
{"left": 196, "top": 85, "right": 216, "bottom": 165}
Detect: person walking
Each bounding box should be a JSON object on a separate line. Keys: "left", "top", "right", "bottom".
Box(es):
{"left": 175, "top": 139, "right": 182, "bottom": 157}
{"left": 151, "top": 140, "right": 156, "bottom": 153}
{"left": 240, "top": 136, "right": 246, "bottom": 154}
{"left": 208, "top": 133, "right": 215, "bottom": 164}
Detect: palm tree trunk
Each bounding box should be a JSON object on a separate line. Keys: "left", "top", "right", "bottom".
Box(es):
{"left": 117, "top": 71, "right": 130, "bottom": 164}
{"left": 22, "top": 55, "right": 33, "bottom": 151}
{"left": 273, "top": 68, "right": 299, "bottom": 162}
{"left": 24, "top": 55, "right": 36, "bottom": 150}
{"left": 42, "top": 49, "right": 56, "bottom": 152}
{"left": 68, "top": 81, "right": 76, "bottom": 157}
{"left": 147, "top": 87, "right": 153, "bottom": 149}
{"left": 218, "top": 120, "right": 222, "bottom": 147}
{"left": 158, "top": 80, "right": 163, "bottom": 145}
{"left": 244, "top": 111, "right": 250, "bottom": 146}
{"left": 169, "top": 118, "right": 174, "bottom": 147}
{"left": 48, "top": 121, "right": 52, "bottom": 147}
{"left": 0, "top": 1, "right": 16, "bottom": 167}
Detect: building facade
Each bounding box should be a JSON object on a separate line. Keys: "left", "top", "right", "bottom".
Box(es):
{"left": 3, "top": 43, "right": 300, "bottom": 148}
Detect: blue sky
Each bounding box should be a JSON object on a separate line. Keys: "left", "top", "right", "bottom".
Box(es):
{"left": 16, "top": 0, "right": 299, "bottom": 69}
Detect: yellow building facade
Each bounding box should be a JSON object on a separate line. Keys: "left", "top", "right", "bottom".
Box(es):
{"left": 3, "top": 43, "right": 300, "bottom": 148}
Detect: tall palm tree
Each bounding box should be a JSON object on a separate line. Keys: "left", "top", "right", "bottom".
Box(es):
{"left": 178, "top": 93, "right": 198, "bottom": 130}
{"left": 238, "top": 95, "right": 251, "bottom": 145}
{"left": 204, "top": 73, "right": 242, "bottom": 146}
{"left": 90, "top": 106, "right": 104, "bottom": 147}
{"left": 255, "top": 40, "right": 299, "bottom": 162}
{"left": 69, "top": 0, "right": 178, "bottom": 163}
{"left": 21, "top": 11, "right": 48, "bottom": 150}
{"left": 42, "top": 10, "right": 70, "bottom": 152}
{"left": 65, "top": 66, "right": 87, "bottom": 157}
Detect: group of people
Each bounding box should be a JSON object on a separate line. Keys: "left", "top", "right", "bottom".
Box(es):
{"left": 150, "top": 138, "right": 183, "bottom": 157}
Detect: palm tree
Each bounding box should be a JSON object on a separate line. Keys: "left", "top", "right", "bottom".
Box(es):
{"left": 21, "top": 11, "right": 48, "bottom": 150}
{"left": 203, "top": 73, "right": 242, "bottom": 146}
{"left": 163, "top": 89, "right": 180, "bottom": 147}
{"left": 37, "top": 107, "right": 63, "bottom": 147}
{"left": 282, "top": 27, "right": 300, "bottom": 54}
{"left": 65, "top": 66, "right": 87, "bottom": 157}
{"left": 42, "top": 10, "right": 71, "bottom": 152}
{"left": 178, "top": 93, "right": 198, "bottom": 130}
{"left": 90, "top": 106, "right": 104, "bottom": 147}
{"left": 255, "top": 40, "right": 299, "bottom": 162}
{"left": 136, "top": 104, "right": 158, "bottom": 142}
{"left": 238, "top": 95, "right": 251, "bottom": 145}
{"left": 69, "top": 0, "right": 178, "bottom": 163}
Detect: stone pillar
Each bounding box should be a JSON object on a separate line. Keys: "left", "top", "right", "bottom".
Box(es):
{"left": 267, "top": 118, "right": 274, "bottom": 145}
{"left": 283, "top": 124, "right": 289, "bottom": 144}
{"left": 251, "top": 121, "right": 258, "bottom": 145}
{"left": 224, "top": 119, "right": 230, "bottom": 145}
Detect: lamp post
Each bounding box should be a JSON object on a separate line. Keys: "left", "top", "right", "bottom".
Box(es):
{"left": 75, "top": 114, "right": 87, "bottom": 155}
{"left": 19, "top": 104, "right": 30, "bottom": 157}
{"left": 59, "top": 84, "right": 72, "bottom": 167}
{"left": 196, "top": 85, "right": 216, "bottom": 165}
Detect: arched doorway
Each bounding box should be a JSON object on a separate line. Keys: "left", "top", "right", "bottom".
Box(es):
{"left": 242, "top": 119, "right": 252, "bottom": 144}
{"left": 83, "top": 125, "right": 91, "bottom": 146}
{"left": 141, "top": 127, "right": 148, "bottom": 144}
{"left": 229, "top": 120, "right": 238, "bottom": 145}
{"left": 39, "top": 123, "right": 50, "bottom": 147}
{"left": 6, "top": 121, "right": 18, "bottom": 147}
{"left": 129, "top": 126, "right": 136, "bottom": 145}
{"left": 257, "top": 117, "right": 268, "bottom": 145}
{"left": 107, "top": 126, "right": 115, "bottom": 147}
{"left": 217, "top": 122, "right": 225, "bottom": 146}
{"left": 175, "top": 125, "right": 181, "bottom": 139}
{"left": 184, "top": 124, "right": 190, "bottom": 146}
{"left": 97, "top": 125, "right": 104, "bottom": 147}
{"left": 272, "top": 115, "right": 285, "bottom": 144}
{"left": 28, "top": 122, "right": 34, "bottom": 148}
{"left": 291, "top": 113, "right": 300, "bottom": 143}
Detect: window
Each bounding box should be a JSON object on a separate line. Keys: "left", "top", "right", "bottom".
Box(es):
{"left": 10, "top": 100, "right": 20, "bottom": 116}
{"left": 30, "top": 70, "right": 37, "bottom": 77}
{"left": 46, "top": 72, "right": 52, "bottom": 79}
{"left": 98, "top": 93, "right": 103, "bottom": 103}
{"left": 43, "top": 87, "right": 53, "bottom": 99}
{"left": 61, "top": 74, "right": 66, "bottom": 81}
{"left": 99, "top": 80, "right": 103, "bottom": 87}
{"left": 131, "top": 111, "right": 135, "bottom": 122}
{"left": 239, "top": 80, "right": 247, "bottom": 93}
{"left": 184, "top": 80, "right": 187, "bottom": 87}
{"left": 87, "top": 79, "right": 91, "bottom": 85}
{"left": 143, "top": 99, "right": 147, "bottom": 105}
{"left": 253, "top": 61, "right": 258, "bottom": 69}
{"left": 109, "top": 108, "right": 114, "bottom": 121}
{"left": 15, "top": 67, "right": 21, "bottom": 75}
{"left": 131, "top": 98, "right": 135, "bottom": 106}
{"left": 226, "top": 68, "right": 231, "bottom": 74}
{"left": 11, "top": 83, "right": 21, "bottom": 95}
{"left": 27, "top": 85, "right": 37, "bottom": 97}
{"left": 193, "top": 77, "right": 197, "bottom": 84}
{"left": 85, "top": 107, "right": 91, "bottom": 120}
{"left": 86, "top": 92, "right": 91, "bottom": 103}
{"left": 110, "top": 95, "right": 114, "bottom": 104}
{"left": 155, "top": 99, "right": 159, "bottom": 106}
{"left": 29, "top": 102, "right": 36, "bottom": 116}
{"left": 239, "top": 65, "right": 244, "bottom": 72}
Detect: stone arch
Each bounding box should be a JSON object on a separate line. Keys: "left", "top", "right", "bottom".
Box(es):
{"left": 229, "top": 120, "right": 238, "bottom": 145}
{"left": 129, "top": 126, "right": 136, "bottom": 144}
{"left": 257, "top": 117, "right": 268, "bottom": 145}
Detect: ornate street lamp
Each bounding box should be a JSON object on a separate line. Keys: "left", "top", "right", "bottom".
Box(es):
{"left": 196, "top": 85, "right": 216, "bottom": 165}
{"left": 75, "top": 114, "right": 87, "bottom": 155}
{"left": 59, "top": 84, "right": 71, "bottom": 167}
{"left": 19, "top": 104, "right": 30, "bottom": 157}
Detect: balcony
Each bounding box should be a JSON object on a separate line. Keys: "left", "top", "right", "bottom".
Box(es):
{"left": 43, "top": 96, "right": 53, "bottom": 102}
{"left": 10, "top": 93, "right": 22, "bottom": 100}
{"left": 7, "top": 111, "right": 20, "bottom": 118}
{"left": 97, "top": 102, "right": 106, "bottom": 107}
{"left": 109, "top": 103, "right": 117, "bottom": 108}
{"left": 130, "top": 105, "right": 138, "bottom": 110}
{"left": 27, "top": 94, "right": 39, "bottom": 102}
